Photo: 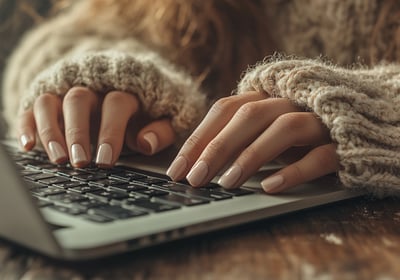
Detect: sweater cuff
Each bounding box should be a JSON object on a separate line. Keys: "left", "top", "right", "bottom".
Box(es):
{"left": 22, "top": 50, "right": 207, "bottom": 140}
{"left": 237, "top": 58, "right": 400, "bottom": 196}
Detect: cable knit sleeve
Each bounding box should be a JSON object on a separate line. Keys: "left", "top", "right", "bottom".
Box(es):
{"left": 236, "top": 57, "right": 400, "bottom": 196}
{"left": 2, "top": 5, "right": 207, "bottom": 140}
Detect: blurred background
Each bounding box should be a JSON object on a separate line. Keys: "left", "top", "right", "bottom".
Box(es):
{"left": 0, "top": 0, "right": 53, "bottom": 104}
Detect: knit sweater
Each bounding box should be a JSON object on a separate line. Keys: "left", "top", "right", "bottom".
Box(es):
{"left": 2, "top": 0, "right": 400, "bottom": 196}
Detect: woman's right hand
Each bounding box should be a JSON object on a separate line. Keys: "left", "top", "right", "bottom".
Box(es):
{"left": 17, "top": 87, "right": 176, "bottom": 167}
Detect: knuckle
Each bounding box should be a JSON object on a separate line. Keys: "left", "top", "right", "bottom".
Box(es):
{"left": 100, "top": 126, "right": 125, "bottom": 141}
{"left": 205, "top": 138, "right": 227, "bottom": 157}
{"left": 35, "top": 93, "right": 56, "bottom": 107}
{"left": 65, "top": 126, "right": 87, "bottom": 140}
{"left": 183, "top": 134, "right": 204, "bottom": 154}
{"left": 313, "top": 145, "right": 338, "bottom": 169}
{"left": 235, "top": 102, "right": 261, "bottom": 121}
{"left": 104, "top": 91, "right": 129, "bottom": 104}
{"left": 240, "top": 145, "right": 263, "bottom": 165}
{"left": 64, "top": 87, "right": 94, "bottom": 104}
{"left": 209, "top": 96, "right": 238, "bottom": 116}
{"left": 37, "top": 126, "right": 55, "bottom": 141}
{"left": 291, "top": 163, "right": 306, "bottom": 183}
{"left": 275, "top": 112, "right": 306, "bottom": 132}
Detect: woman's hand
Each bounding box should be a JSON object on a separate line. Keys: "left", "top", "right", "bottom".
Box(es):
{"left": 17, "top": 87, "right": 176, "bottom": 167}
{"left": 166, "top": 91, "right": 339, "bottom": 194}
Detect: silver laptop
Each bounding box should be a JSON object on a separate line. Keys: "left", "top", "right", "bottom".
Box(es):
{"left": 0, "top": 139, "right": 364, "bottom": 261}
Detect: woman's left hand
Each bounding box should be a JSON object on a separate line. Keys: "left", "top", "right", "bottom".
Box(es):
{"left": 166, "top": 91, "right": 340, "bottom": 193}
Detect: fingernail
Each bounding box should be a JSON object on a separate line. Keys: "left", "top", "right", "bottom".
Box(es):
{"left": 71, "top": 144, "right": 87, "bottom": 165}
{"left": 261, "top": 175, "right": 284, "bottom": 193}
{"left": 48, "top": 141, "right": 67, "bottom": 163}
{"left": 142, "top": 131, "right": 158, "bottom": 154}
{"left": 166, "top": 156, "right": 188, "bottom": 181}
{"left": 96, "top": 143, "right": 113, "bottom": 166}
{"left": 218, "top": 165, "right": 242, "bottom": 189}
{"left": 20, "top": 134, "right": 33, "bottom": 150}
{"left": 186, "top": 161, "right": 208, "bottom": 187}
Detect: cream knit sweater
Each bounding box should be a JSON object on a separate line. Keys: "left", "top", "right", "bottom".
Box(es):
{"left": 2, "top": 0, "right": 400, "bottom": 196}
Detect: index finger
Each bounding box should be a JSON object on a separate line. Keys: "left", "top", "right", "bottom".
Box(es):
{"left": 166, "top": 91, "right": 265, "bottom": 181}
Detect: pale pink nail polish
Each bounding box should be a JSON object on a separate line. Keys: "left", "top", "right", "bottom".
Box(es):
{"left": 186, "top": 161, "right": 209, "bottom": 187}
{"left": 96, "top": 143, "right": 113, "bottom": 166}
{"left": 20, "top": 134, "right": 33, "bottom": 150}
{"left": 142, "top": 131, "right": 158, "bottom": 154}
{"left": 48, "top": 141, "right": 67, "bottom": 163}
{"left": 166, "top": 156, "right": 188, "bottom": 181}
{"left": 71, "top": 144, "right": 87, "bottom": 165}
{"left": 218, "top": 165, "right": 242, "bottom": 189}
{"left": 261, "top": 175, "right": 284, "bottom": 193}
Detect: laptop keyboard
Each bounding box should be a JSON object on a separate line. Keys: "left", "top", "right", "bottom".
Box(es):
{"left": 10, "top": 149, "right": 255, "bottom": 223}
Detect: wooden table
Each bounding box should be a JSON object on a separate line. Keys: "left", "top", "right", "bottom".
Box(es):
{"left": 1, "top": 196, "right": 399, "bottom": 280}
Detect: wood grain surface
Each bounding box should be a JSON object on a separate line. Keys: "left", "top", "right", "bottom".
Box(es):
{"left": 1, "top": 196, "right": 399, "bottom": 280}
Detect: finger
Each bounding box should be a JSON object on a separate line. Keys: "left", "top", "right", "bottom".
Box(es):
{"left": 261, "top": 143, "right": 339, "bottom": 193}
{"left": 17, "top": 109, "right": 36, "bottom": 151}
{"left": 95, "top": 91, "right": 139, "bottom": 167}
{"left": 185, "top": 99, "right": 301, "bottom": 187}
{"left": 62, "top": 87, "right": 99, "bottom": 167}
{"left": 218, "top": 112, "right": 330, "bottom": 189}
{"left": 33, "top": 93, "right": 68, "bottom": 164}
{"left": 167, "top": 91, "right": 266, "bottom": 181}
{"left": 126, "top": 119, "right": 176, "bottom": 155}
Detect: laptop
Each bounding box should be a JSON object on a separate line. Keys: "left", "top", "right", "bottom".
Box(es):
{"left": 0, "top": 138, "right": 364, "bottom": 261}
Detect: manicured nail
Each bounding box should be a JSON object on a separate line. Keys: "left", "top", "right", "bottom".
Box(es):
{"left": 96, "top": 143, "right": 113, "bottom": 166}
{"left": 142, "top": 131, "right": 158, "bottom": 154}
{"left": 166, "top": 156, "right": 188, "bottom": 181}
{"left": 261, "top": 175, "right": 284, "bottom": 193}
{"left": 71, "top": 144, "right": 87, "bottom": 165}
{"left": 218, "top": 165, "right": 242, "bottom": 189}
{"left": 48, "top": 141, "right": 67, "bottom": 163}
{"left": 20, "top": 134, "right": 33, "bottom": 150}
{"left": 186, "top": 161, "right": 209, "bottom": 187}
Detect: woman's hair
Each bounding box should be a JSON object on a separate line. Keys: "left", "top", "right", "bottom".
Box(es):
{"left": 3, "top": 0, "right": 400, "bottom": 100}
{"left": 80, "top": 0, "right": 274, "bottom": 100}
{"left": 0, "top": 0, "right": 53, "bottom": 102}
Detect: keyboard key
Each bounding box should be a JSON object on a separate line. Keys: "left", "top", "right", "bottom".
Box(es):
{"left": 49, "top": 205, "right": 85, "bottom": 215}
{"left": 124, "top": 198, "right": 180, "bottom": 212}
{"left": 53, "top": 181, "right": 87, "bottom": 189}
{"left": 156, "top": 194, "right": 209, "bottom": 206}
{"left": 73, "top": 199, "right": 108, "bottom": 211}
{"left": 161, "top": 182, "right": 232, "bottom": 200}
{"left": 20, "top": 169, "right": 42, "bottom": 176}
{"left": 47, "top": 192, "right": 88, "bottom": 204}
{"left": 25, "top": 173, "right": 55, "bottom": 181}
{"left": 89, "top": 178, "right": 129, "bottom": 187}
{"left": 31, "top": 186, "right": 67, "bottom": 197}
{"left": 38, "top": 176, "right": 70, "bottom": 185}
{"left": 57, "top": 168, "right": 90, "bottom": 177}
{"left": 110, "top": 183, "right": 148, "bottom": 193}
{"left": 109, "top": 171, "right": 147, "bottom": 181}
{"left": 133, "top": 188, "right": 169, "bottom": 198}
{"left": 24, "top": 180, "right": 47, "bottom": 190}
{"left": 135, "top": 177, "right": 168, "bottom": 185}
{"left": 73, "top": 173, "right": 108, "bottom": 182}
{"left": 69, "top": 184, "right": 104, "bottom": 194}
{"left": 87, "top": 190, "right": 129, "bottom": 202}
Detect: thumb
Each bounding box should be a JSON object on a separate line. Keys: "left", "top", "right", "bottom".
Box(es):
{"left": 135, "top": 119, "right": 176, "bottom": 155}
